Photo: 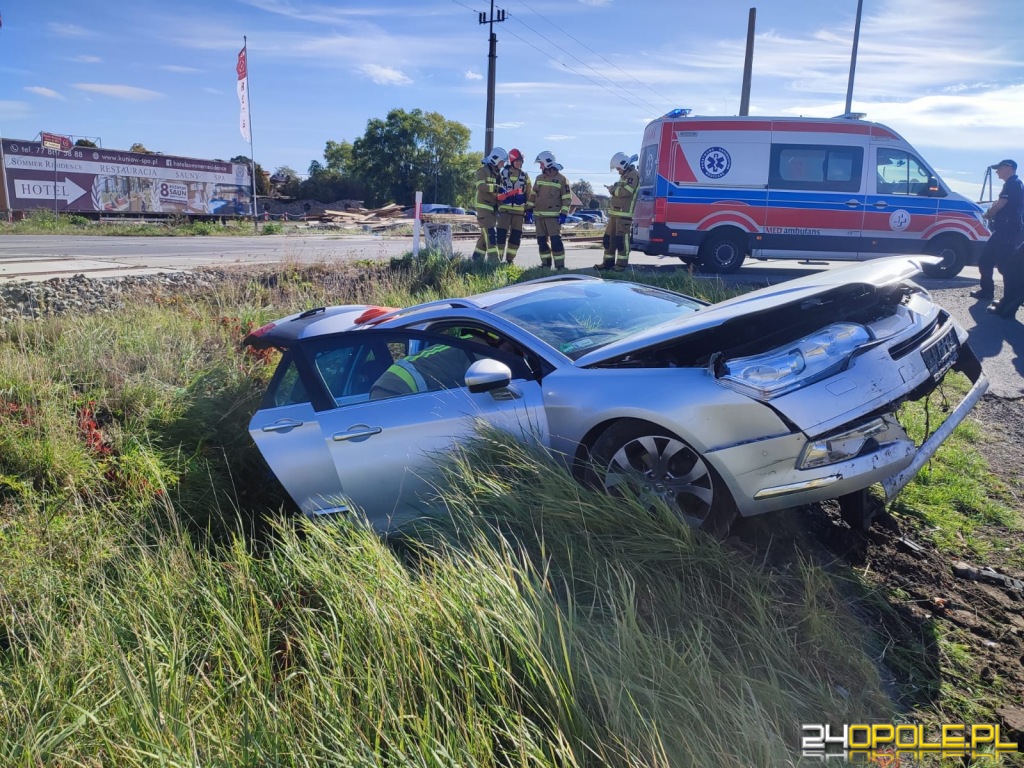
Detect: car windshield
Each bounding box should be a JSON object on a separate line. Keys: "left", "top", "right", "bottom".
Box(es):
{"left": 490, "top": 281, "right": 703, "bottom": 360}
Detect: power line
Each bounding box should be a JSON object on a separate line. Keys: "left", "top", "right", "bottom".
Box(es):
{"left": 515, "top": 0, "right": 675, "bottom": 109}
{"left": 506, "top": 13, "right": 663, "bottom": 113}
{"left": 500, "top": 25, "right": 655, "bottom": 114}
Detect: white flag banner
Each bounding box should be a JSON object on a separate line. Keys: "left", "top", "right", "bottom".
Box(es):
{"left": 236, "top": 46, "right": 251, "bottom": 143}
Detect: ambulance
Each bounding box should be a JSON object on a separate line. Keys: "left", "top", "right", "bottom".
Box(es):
{"left": 631, "top": 110, "right": 989, "bottom": 276}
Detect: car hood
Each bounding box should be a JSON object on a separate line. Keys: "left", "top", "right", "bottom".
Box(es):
{"left": 574, "top": 256, "right": 934, "bottom": 367}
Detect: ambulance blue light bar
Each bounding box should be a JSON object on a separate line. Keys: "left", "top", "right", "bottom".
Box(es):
{"left": 663, "top": 108, "right": 692, "bottom": 118}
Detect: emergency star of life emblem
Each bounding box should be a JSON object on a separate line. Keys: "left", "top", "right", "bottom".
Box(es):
{"left": 700, "top": 147, "right": 731, "bottom": 179}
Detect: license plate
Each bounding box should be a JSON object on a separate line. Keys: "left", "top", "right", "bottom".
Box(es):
{"left": 922, "top": 327, "right": 959, "bottom": 380}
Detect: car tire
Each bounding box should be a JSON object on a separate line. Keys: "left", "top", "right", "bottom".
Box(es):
{"left": 922, "top": 235, "right": 969, "bottom": 278}
{"left": 589, "top": 420, "right": 738, "bottom": 537}
{"left": 698, "top": 229, "right": 747, "bottom": 274}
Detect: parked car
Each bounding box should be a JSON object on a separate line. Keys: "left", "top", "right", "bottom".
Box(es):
{"left": 576, "top": 209, "right": 607, "bottom": 222}
{"left": 573, "top": 212, "right": 601, "bottom": 223}
{"left": 244, "top": 257, "right": 987, "bottom": 535}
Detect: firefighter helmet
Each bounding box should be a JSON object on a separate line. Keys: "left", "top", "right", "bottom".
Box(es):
{"left": 484, "top": 146, "right": 508, "bottom": 166}
{"left": 610, "top": 151, "right": 632, "bottom": 171}
{"left": 535, "top": 151, "right": 557, "bottom": 170}
{"left": 508, "top": 148, "right": 524, "bottom": 165}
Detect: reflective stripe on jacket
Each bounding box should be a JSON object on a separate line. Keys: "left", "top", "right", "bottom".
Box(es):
{"left": 475, "top": 165, "right": 501, "bottom": 211}
{"left": 529, "top": 170, "right": 571, "bottom": 216}
{"left": 609, "top": 166, "right": 640, "bottom": 218}
{"left": 498, "top": 167, "right": 532, "bottom": 214}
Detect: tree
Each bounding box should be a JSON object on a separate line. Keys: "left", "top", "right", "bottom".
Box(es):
{"left": 323, "top": 140, "right": 354, "bottom": 175}
{"left": 349, "top": 108, "right": 474, "bottom": 208}
{"left": 129, "top": 143, "right": 151, "bottom": 153}
{"left": 571, "top": 180, "right": 594, "bottom": 208}
{"left": 271, "top": 166, "right": 302, "bottom": 198}
{"left": 74, "top": 138, "right": 98, "bottom": 148}
{"left": 230, "top": 155, "right": 270, "bottom": 196}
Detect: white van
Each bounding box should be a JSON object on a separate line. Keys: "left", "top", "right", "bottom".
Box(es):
{"left": 631, "top": 111, "right": 989, "bottom": 277}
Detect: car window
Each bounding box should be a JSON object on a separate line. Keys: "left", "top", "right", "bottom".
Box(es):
{"left": 768, "top": 144, "right": 863, "bottom": 193}
{"left": 491, "top": 282, "right": 702, "bottom": 360}
{"left": 876, "top": 150, "right": 931, "bottom": 196}
{"left": 268, "top": 356, "right": 310, "bottom": 407}
{"left": 307, "top": 338, "right": 406, "bottom": 406}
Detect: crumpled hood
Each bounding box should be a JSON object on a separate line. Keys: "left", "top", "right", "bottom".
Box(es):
{"left": 575, "top": 256, "right": 934, "bottom": 367}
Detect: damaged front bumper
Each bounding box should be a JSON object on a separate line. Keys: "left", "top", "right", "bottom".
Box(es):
{"left": 708, "top": 343, "right": 988, "bottom": 516}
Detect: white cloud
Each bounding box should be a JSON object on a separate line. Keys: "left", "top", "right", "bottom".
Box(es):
{"left": 68, "top": 55, "right": 102, "bottom": 64}
{"left": 359, "top": 64, "right": 412, "bottom": 86}
{"left": 49, "top": 23, "right": 95, "bottom": 38}
{"left": 24, "top": 86, "right": 64, "bottom": 100}
{"left": 544, "top": 135, "right": 577, "bottom": 142}
{"left": 578, "top": 0, "right": 612, "bottom": 5}
{"left": 0, "top": 100, "right": 32, "bottom": 120}
{"left": 160, "top": 65, "right": 203, "bottom": 74}
{"left": 495, "top": 122, "right": 524, "bottom": 129}
{"left": 73, "top": 84, "right": 164, "bottom": 101}
{"left": 465, "top": 70, "right": 483, "bottom": 81}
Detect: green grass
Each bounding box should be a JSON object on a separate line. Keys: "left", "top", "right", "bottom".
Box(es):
{"left": 0, "top": 253, "right": 1019, "bottom": 765}
{"left": 0, "top": 209, "right": 257, "bottom": 237}
{"left": 893, "top": 371, "right": 1020, "bottom": 555}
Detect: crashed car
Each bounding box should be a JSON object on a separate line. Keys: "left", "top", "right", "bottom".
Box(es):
{"left": 243, "top": 257, "right": 987, "bottom": 534}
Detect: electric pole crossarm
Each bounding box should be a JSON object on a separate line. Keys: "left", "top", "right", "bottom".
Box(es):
{"left": 478, "top": 1, "right": 507, "bottom": 156}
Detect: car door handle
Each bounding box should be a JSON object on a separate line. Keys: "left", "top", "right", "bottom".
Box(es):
{"left": 333, "top": 425, "right": 382, "bottom": 442}
{"left": 262, "top": 418, "right": 304, "bottom": 432}
{"left": 490, "top": 386, "right": 522, "bottom": 401}
{"left": 873, "top": 200, "right": 889, "bottom": 209}
{"left": 845, "top": 199, "right": 862, "bottom": 208}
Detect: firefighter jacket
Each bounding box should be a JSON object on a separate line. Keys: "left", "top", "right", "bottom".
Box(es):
{"left": 474, "top": 163, "right": 503, "bottom": 213}
{"left": 370, "top": 344, "right": 473, "bottom": 400}
{"left": 608, "top": 166, "right": 640, "bottom": 218}
{"left": 498, "top": 166, "right": 532, "bottom": 215}
{"left": 529, "top": 169, "right": 571, "bottom": 217}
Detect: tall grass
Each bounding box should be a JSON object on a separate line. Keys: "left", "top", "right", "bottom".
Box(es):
{"left": 0, "top": 254, "right": 1012, "bottom": 765}
{"left": 0, "top": 210, "right": 256, "bottom": 237}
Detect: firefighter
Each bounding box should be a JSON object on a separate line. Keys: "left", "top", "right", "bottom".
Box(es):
{"left": 473, "top": 146, "right": 508, "bottom": 263}
{"left": 369, "top": 330, "right": 507, "bottom": 400}
{"left": 596, "top": 152, "right": 640, "bottom": 271}
{"left": 528, "top": 151, "right": 572, "bottom": 270}
{"left": 495, "top": 148, "right": 532, "bottom": 263}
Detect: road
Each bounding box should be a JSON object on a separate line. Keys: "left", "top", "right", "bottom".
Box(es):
{"left": 0, "top": 233, "right": 1019, "bottom": 398}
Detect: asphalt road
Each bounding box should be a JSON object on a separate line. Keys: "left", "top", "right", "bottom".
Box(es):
{"left": 0, "top": 233, "right": 1019, "bottom": 398}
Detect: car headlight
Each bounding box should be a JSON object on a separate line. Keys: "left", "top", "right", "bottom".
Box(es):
{"left": 798, "top": 417, "right": 889, "bottom": 469}
{"left": 719, "top": 322, "right": 872, "bottom": 400}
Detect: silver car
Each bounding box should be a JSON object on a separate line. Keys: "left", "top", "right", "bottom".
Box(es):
{"left": 244, "top": 257, "right": 987, "bottom": 534}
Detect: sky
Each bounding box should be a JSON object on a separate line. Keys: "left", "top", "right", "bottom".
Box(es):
{"left": 1, "top": 0, "right": 1022, "bottom": 202}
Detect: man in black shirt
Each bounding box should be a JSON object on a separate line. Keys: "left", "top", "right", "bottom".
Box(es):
{"left": 974, "top": 158, "right": 1024, "bottom": 303}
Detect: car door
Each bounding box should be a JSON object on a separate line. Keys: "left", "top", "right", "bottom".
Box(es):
{"left": 259, "top": 329, "right": 547, "bottom": 530}
{"left": 859, "top": 147, "right": 940, "bottom": 258}
{"left": 249, "top": 350, "right": 349, "bottom": 518}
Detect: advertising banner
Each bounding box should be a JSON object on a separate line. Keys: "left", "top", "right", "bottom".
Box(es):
{"left": 1, "top": 139, "right": 253, "bottom": 216}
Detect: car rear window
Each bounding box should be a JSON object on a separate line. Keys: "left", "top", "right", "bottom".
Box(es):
{"left": 491, "top": 282, "right": 702, "bottom": 360}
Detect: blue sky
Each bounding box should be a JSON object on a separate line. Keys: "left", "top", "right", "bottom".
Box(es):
{"left": 2, "top": 0, "right": 1022, "bottom": 201}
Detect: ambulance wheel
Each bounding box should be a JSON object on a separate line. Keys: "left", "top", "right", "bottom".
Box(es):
{"left": 922, "top": 235, "right": 968, "bottom": 278}
{"left": 698, "top": 230, "right": 747, "bottom": 274}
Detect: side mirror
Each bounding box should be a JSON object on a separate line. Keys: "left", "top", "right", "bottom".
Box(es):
{"left": 465, "top": 358, "right": 512, "bottom": 393}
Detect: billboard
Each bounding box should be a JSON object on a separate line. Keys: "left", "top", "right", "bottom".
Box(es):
{"left": 0, "top": 139, "right": 253, "bottom": 216}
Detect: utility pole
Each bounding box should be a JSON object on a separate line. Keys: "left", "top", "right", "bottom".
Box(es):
{"left": 479, "top": 1, "right": 507, "bottom": 155}
{"left": 844, "top": 0, "right": 864, "bottom": 116}
{"left": 738, "top": 7, "right": 756, "bottom": 116}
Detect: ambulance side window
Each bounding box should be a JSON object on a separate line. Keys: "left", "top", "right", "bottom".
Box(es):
{"left": 768, "top": 144, "right": 862, "bottom": 193}
{"left": 876, "top": 150, "right": 934, "bottom": 196}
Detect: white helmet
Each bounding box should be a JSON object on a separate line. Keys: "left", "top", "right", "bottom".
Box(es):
{"left": 484, "top": 146, "right": 508, "bottom": 166}
{"left": 610, "top": 151, "right": 634, "bottom": 171}
{"left": 535, "top": 151, "right": 558, "bottom": 170}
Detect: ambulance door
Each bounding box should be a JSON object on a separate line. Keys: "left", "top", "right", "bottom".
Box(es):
{"left": 763, "top": 142, "right": 866, "bottom": 260}
{"left": 632, "top": 132, "right": 661, "bottom": 249}
{"left": 860, "top": 146, "right": 940, "bottom": 259}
